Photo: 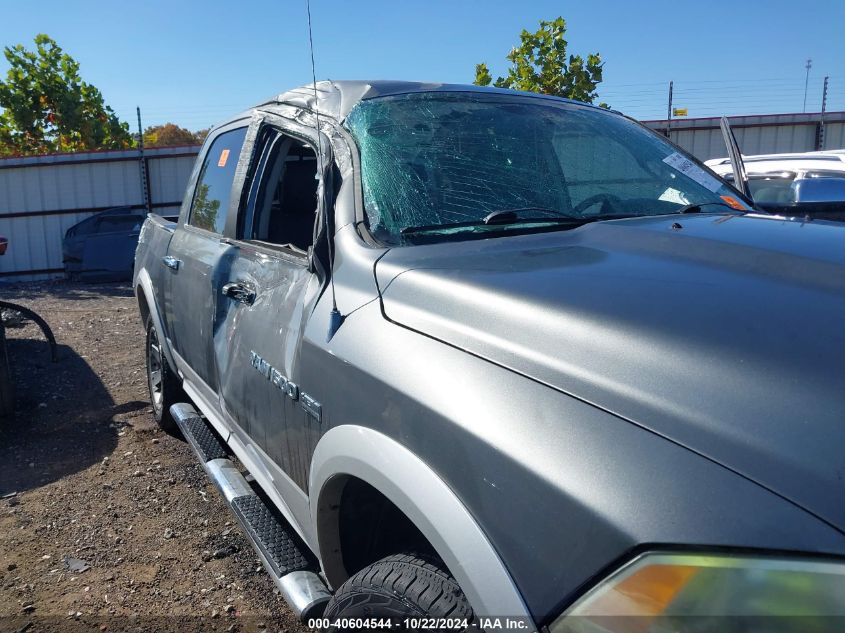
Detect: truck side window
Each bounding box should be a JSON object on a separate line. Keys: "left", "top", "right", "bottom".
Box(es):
{"left": 242, "top": 131, "right": 318, "bottom": 254}
{"left": 189, "top": 127, "right": 248, "bottom": 234}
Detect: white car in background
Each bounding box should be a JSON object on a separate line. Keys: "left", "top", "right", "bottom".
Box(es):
{"left": 705, "top": 150, "right": 845, "bottom": 211}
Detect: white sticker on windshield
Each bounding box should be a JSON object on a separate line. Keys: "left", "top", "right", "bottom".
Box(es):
{"left": 663, "top": 152, "right": 723, "bottom": 192}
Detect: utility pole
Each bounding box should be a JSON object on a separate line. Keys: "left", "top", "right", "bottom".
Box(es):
{"left": 803, "top": 58, "right": 812, "bottom": 112}
{"left": 665, "top": 81, "right": 673, "bottom": 139}
{"left": 136, "top": 107, "right": 151, "bottom": 214}
{"left": 818, "top": 76, "right": 829, "bottom": 151}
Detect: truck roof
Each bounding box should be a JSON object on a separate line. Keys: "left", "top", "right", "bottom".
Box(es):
{"left": 251, "top": 79, "right": 602, "bottom": 121}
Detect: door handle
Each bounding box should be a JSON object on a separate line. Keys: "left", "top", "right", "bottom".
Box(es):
{"left": 222, "top": 281, "right": 256, "bottom": 305}
{"left": 161, "top": 255, "right": 181, "bottom": 271}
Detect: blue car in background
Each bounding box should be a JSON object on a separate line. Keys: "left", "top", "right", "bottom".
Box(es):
{"left": 63, "top": 207, "right": 176, "bottom": 282}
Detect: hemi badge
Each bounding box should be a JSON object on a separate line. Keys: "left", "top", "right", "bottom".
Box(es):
{"left": 301, "top": 393, "right": 322, "bottom": 423}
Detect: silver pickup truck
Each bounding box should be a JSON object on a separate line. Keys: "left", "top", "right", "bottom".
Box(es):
{"left": 134, "top": 81, "right": 845, "bottom": 631}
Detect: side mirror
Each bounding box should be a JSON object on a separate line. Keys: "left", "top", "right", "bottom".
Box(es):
{"left": 0, "top": 236, "right": 7, "bottom": 256}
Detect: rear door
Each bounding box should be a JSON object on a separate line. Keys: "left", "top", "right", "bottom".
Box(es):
{"left": 166, "top": 123, "right": 248, "bottom": 394}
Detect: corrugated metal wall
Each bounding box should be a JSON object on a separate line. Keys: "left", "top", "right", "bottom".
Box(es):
{"left": 643, "top": 111, "right": 845, "bottom": 160}
{"left": 0, "top": 146, "right": 199, "bottom": 281}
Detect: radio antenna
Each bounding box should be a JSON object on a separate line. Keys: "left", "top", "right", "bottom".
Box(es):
{"left": 306, "top": 0, "right": 344, "bottom": 341}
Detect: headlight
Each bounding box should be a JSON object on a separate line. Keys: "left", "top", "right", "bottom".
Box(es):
{"left": 550, "top": 552, "right": 845, "bottom": 633}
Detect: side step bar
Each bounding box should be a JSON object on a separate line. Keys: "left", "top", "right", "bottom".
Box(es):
{"left": 170, "top": 403, "right": 331, "bottom": 620}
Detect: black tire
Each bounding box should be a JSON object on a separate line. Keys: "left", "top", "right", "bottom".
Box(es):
{"left": 145, "top": 315, "right": 183, "bottom": 435}
{"left": 322, "top": 554, "right": 473, "bottom": 632}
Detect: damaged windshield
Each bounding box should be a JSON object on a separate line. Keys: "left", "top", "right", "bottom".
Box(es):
{"left": 344, "top": 92, "right": 748, "bottom": 245}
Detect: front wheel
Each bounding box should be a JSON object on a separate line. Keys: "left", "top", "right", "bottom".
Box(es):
{"left": 322, "top": 553, "right": 473, "bottom": 632}
{"left": 145, "top": 315, "right": 183, "bottom": 434}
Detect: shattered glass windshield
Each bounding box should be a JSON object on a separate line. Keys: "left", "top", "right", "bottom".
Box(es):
{"left": 344, "top": 92, "right": 747, "bottom": 245}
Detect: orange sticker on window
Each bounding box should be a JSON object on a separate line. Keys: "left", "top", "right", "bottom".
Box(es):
{"left": 720, "top": 195, "right": 745, "bottom": 210}
{"left": 217, "top": 149, "right": 230, "bottom": 167}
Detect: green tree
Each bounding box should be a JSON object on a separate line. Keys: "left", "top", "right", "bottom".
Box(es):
{"left": 0, "top": 34, "right": 132, "bottom": 156}
{"left": 474, "top": 17, "right": 607, "bottom": 106}
{"left": 144, "top": 123, "right": 205, "bottom": 147}
{"left": 190, "top": 181, "right": 220, "bottom": 232}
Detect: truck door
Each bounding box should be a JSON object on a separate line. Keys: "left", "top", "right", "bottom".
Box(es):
{"left": 212, "top": 122, "right": 326, "bottom": 503}
{"left": 165, "top": 123, "right": 248, "bottom": 394}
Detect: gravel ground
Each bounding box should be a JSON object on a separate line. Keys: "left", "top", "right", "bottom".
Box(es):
{"left": 0, "top": 281, "right": 307, "bottom": 632}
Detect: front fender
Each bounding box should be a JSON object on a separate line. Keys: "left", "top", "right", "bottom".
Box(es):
{"left": 309, "top": 424, "right": 533, "bottom": 626}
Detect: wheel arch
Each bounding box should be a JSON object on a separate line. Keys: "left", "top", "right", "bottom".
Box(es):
{"left": 309, "top": 424, "right": 533, "bottom": 623}
{"left": 135, "top": 268, "right": 177, "bottom": 370}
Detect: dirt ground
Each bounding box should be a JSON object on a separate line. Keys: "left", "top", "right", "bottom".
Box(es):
{"left": 0, "top": 281, "right": 307, "bottom": 632}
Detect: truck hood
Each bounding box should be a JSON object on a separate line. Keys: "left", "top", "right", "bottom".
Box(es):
{"left": 375, "top": 213, "right": 845, "bottom": 532}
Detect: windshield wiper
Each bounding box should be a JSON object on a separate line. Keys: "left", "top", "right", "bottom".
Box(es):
{"left": 400, "top": 211, "right": 643, "bottom": 239}
{"left": 401, "top": 215, "right": 583, "bottom": 237}
{"left": 676, "top": 201, "right": 741, "bottom": 214}
{"left": 481, "top": 207, "right": 574, "bottom": 224}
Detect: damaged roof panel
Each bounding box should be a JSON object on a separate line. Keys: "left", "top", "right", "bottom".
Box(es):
{"left": 264, "top": 80, "right": 601, "bottom": 121}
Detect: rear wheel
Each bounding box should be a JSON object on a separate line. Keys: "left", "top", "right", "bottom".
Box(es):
{"left": 322, "top": 553, "right": 473, "bottom": 632}
{"left": 145, "top": 315, "right": 183, "bottom": 434}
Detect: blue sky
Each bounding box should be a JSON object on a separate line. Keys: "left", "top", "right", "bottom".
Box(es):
{"left": 1, "top": 0, "right": 843, "bottom": 131}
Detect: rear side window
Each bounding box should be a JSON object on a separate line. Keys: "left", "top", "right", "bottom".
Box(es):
{"left": 189, "top": 127, "right": 248, "bottom": 233}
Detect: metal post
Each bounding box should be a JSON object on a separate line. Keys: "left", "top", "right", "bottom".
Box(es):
{"left": 803, "top": 59, "right": 812, "bottom": 113}
{"left": 136, "top": 107, "right": 151, "bottom": 214}
{"left": 666, "top": 81, "right": 673, "bottom": 139}
{"left": 818, "top": 76, "right": 829, "bottom": 151}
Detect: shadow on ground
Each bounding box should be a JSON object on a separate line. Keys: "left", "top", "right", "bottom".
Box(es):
{"left": 0, "top": 337, "right": 133, "bottom": 496}
{"left": 0, "top": 281, "right": 134, "bottom": 302}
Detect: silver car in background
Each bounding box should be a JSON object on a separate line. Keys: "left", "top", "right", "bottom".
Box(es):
{"left": 706, "top": 150, "right": 845, "bottom": 218}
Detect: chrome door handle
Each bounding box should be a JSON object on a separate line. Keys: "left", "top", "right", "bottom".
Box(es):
{"left": 222, "top": 282, "right": 256, "bottom": 305}
{"left": 162, "top": 255, "right": 181, "bottom": 270}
